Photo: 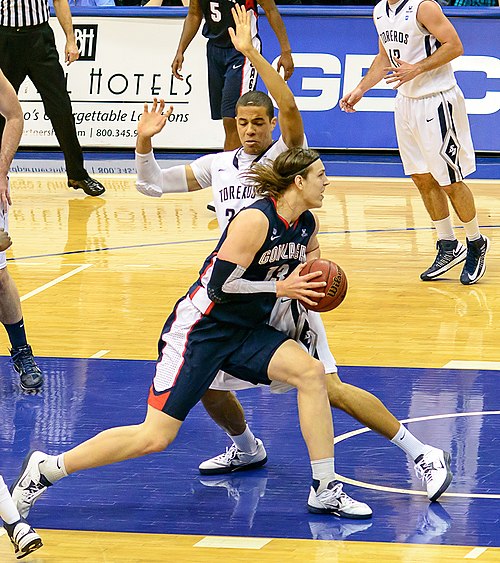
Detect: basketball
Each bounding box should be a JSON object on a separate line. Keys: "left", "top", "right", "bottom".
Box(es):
{"left": 300, "top": 259, "right": 348, "bottom": 312}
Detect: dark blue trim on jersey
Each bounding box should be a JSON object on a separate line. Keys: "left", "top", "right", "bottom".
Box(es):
{"left": 395, "top": 0, "right": 411, "bottom": 16}
{"left": 232, "top": 140, "right": 278, "bottom": 170}
{"left": 385, "top": 0, "right": 411, "bottom": 17}
{"left": 425, "top": 35, "right": 432, "bottom": 57}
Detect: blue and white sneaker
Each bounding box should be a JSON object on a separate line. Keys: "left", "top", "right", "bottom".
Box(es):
{"left": 199, "top": 439, "right": 267, "bottom": 475}
{"left": 10, "top": 451, "right": 52, "bottom": 519}
{"left": 460, "top": 235, "right": 490, "bottom": 285}
{"left": 420, "top": 239, "right": 466, "bottom": 281}
{"left": 414, "top": 447, "right": 453, "bottom": 502}
{"left": 307, "top": 480, "right": 372, "bottom": 519}
{"left": 3, "top": 518, "right": 43, "bottom": 559}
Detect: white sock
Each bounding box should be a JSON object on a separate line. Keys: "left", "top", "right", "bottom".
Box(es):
{"left": 0, "top": 475, "right": 20, "bottom": 524}
{"left": 39, "top": 454, "right": 68, "bottom": 484}
{"left": 391, "top": 424, "right": 431, "bottom": 461}
{"left": 462, "top": 216, "right": 481, "bottom": 242}
{"left": 432, "top": 216, "right": 455, "bottom": 241}
{"left": 229, "top": 425, "right": 258, "bottom": 454}
{"left": 311, "top": 457, "right": 335, "bottom": 493}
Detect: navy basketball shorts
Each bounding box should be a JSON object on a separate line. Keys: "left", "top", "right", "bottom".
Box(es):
{"left": 206, "top": 40, "right": 260, "bottom": 120}
{"left": 147, "top": 297, "right": 289, "bottom": 421}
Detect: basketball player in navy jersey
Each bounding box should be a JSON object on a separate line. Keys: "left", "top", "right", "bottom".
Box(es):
{"left": 135, "top": 5, "right": 453, "bottom": 504}
{"left": 341, "top": 0, "right": 489, "bottom": 285}
{"left": 9, "top": 146, "right": 374, "bottom": 520}
{"left": 171, "top": 0, "right": 294, "bottom": 150}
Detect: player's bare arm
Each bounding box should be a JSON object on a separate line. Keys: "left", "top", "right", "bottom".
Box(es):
{"left": 340, "top": 40, "right": 390, "bottom": 112}
{"left": 0, "top": 71, "right": 23, "bottom": 211}
{"left": 258, "top": 0, "right": 294, "bottom": 81}
{"left": 229, "top": 5, "right": 303, "bottom": 148}
{"left": 171, "top": 0, "right": 203, "bottom": 80}
{"left": 385, "top": 1, "right": 463, "bottom": 88}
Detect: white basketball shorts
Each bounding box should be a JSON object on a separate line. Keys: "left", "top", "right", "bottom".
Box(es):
{"left": 395, "top": 85, "right": 476, "bottom": 187}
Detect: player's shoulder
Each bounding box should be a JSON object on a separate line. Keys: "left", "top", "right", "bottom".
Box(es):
{"left": 373, "top": 0, "right": 386, "bottom": 18}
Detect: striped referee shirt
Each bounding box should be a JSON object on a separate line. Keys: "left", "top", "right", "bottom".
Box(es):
{"left": 1, "top": 0, "right": 50, "bottom": 27}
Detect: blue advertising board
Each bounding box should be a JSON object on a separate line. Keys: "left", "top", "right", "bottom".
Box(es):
{"left": 258, "top": 8, "right": 500, "bottom": 152}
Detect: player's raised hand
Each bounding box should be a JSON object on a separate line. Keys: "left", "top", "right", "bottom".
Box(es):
{"left": 276, "top": 263, "right": 325, "bottom": 307}
{"left": 137, "top": 98, "right": 173, "bottom": 139}
{"left": 384, "top": 58, "right": 421, "bottom": 89}
{"left": 229, "top": 4, "right": 253, "bottom": 56}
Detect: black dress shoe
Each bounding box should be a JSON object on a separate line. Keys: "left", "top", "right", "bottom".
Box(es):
{"left": 68, "top": 177, "right": 105, "bottom": 197}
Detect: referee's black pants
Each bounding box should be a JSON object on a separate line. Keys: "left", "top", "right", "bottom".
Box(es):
{"left": 0, "top": 23, "right": 87, "bottom": 180}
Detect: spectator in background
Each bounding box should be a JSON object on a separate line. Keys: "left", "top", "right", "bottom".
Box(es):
{"left": 0, "top": 0, "right": 106, "bottom": 196}
{"left": 171, "top": 0, "right": 294, "bottom": 150}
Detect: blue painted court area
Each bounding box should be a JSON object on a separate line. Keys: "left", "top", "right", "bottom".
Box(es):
{"left": 0, "top": 357, "right": 499, "bottom": 547}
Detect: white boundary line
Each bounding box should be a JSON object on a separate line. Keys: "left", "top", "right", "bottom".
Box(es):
{"left": 464, "top": 547, "right": 488, "bottom": 559}
{"left": 335, "top": 411, "right": 500, "bottom": 499}
{"left": 90, "top": 350, "right": 110, "bottom": 359}
{"left": 20, "top": 264, "right": 92, "bottom": 302}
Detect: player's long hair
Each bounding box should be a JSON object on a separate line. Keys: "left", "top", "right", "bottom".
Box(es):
{"left": 245, "top": 147, "right": 320, "bottom": 199}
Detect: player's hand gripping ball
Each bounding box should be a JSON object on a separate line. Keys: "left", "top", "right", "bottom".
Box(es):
{"left": 300, "top": 259, "right": 348, "bottom": 312}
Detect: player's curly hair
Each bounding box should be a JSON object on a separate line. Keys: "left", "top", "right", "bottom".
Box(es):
{"left": 244, "top": 147, "right": 321, "bottom": 199}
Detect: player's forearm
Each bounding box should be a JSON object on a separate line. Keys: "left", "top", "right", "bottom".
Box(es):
{"left": 53, "top": 0, "right": 76, "bottom": 41}
{"left": 265, "top": 8, "right": 292, "bottom": 55}
{"left": 357, "top": 52, "right": 389, "bottom": 94}
{"left": 415, "top": 41, "right": 463, "bottom": 75}
{"left": 176, "top": 13, "right": 202, "bottom": 54}
{"left": 243, "top": 46, "right": 295, "bottom": 110}
{"left": 0, "top": 116, "right": 23, "bottom": 177}
{"left": 136, "top": 135, "right": 153, "bottom": 155}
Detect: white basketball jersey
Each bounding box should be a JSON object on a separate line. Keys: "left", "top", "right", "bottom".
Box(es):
{"left": 373, "top": 0, "right": 456, "bottom": 98}
{"left": 190, "top": 136, "right": 306, "bottom": 231}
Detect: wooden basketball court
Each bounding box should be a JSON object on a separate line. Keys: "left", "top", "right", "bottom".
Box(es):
{"left": 0, "top": 173, "right": 498, "bottom": 562}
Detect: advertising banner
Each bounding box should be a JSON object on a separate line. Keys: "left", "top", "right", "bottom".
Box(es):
{"left": 18, "top": 11, "right": 499, "bottom": 151}
{"left": 261, "top": 13, "right": 500, "bottom": 151}
{"left": 19, "top": 16, "right": 224, "bottom": 149}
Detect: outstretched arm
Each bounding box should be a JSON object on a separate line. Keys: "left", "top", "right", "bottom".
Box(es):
{"left": 258, "top": 0, "right": 294, "bottom": 81}
{"left": 0, "top": 71, "right": 23, "bottom": 211}
{"left": 229, "top": 5, "right": 303, "bottom": 148}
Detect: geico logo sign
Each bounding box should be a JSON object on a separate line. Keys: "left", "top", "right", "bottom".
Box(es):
{"left": 74, "top": 25, "right": 98, "bottom": 61}
{"left": 272, "top": 54, "right": 500, "bottom": 116}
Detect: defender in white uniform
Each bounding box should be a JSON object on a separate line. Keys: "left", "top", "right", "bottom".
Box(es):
{"left": 341, "top": 0, "right": 489, "bottom": 285}
{"left": 135, "top": 7, "right": 452, "bottom": 503}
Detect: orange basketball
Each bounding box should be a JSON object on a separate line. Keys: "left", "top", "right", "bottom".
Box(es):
{"left": 300, "top": 259, "right": 348, "bottom": 312}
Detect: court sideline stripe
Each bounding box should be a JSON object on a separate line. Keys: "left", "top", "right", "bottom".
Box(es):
{"left": 465, "top": 547, "right": 488, "bottom": 559}
{"left": 20, "top": 265, "right": 92, "bottom": 302}
{"left": 194, "top": 537, "right": 271, "bottom": 549}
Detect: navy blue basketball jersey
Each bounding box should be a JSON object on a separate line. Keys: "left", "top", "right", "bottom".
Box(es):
{"left": 189, "top": 198, "right": 317, "bottom": 327}
{"left": 200, "top": 0, "right": 259, "bottom": 48}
